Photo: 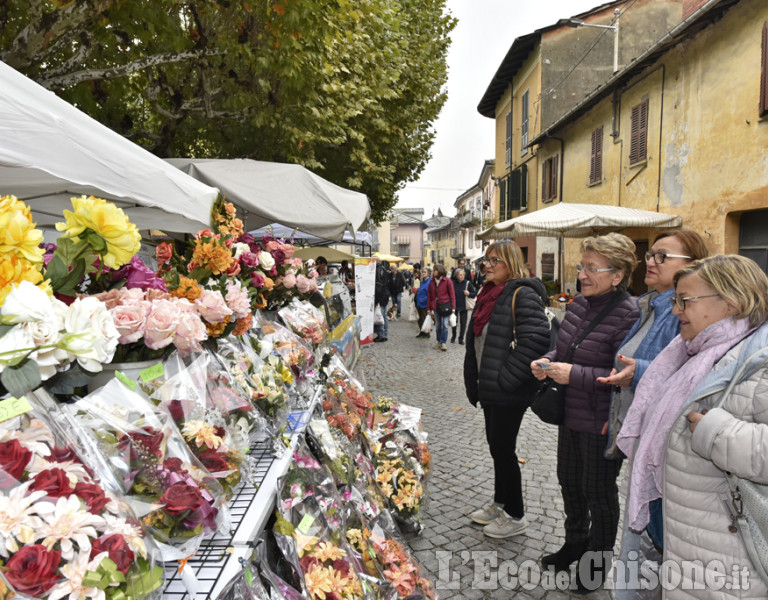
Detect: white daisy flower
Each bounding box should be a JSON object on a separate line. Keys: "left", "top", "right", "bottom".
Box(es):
{"left": 0, "top": 481, "right": 51, "bottom": 557}
{"left": 38, "top": 495, "right": 105, "bottom": 561}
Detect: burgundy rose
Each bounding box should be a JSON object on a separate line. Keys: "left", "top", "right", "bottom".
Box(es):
{"left": 118, "top": 428, "right": 163, "bottom": 461}
{"left": 0, "top": 439, "right": 32, "bottom": 488}
{"left": 197, "top": 449, "right": 229, "bottom": 474}
{"left": 160, "top": 482, "right": 205, "bottom": 515}
{"left": 269, "top": 266, "right": 277, "bottom": 276}
{"left": 74, "top": 482, "right": 109, "bottom": 514}
{"left": 5, "top": 545, "right": 61, "bottom": 596}
{"left": 237, "top": 233, "right": 256, "bottom": 247}
{"left": 91, "top": 535, "right": 135, "bottom": 574}
{"left": 167, "top": 400, "right": 186, "bottom": 422}
{"left": 271, "top": 249, "right": 286, "bottom": 266}
{"left": 28, "top": 468, "right": 73, "bottom": 499}
{"left": 240, "top": 252, "right": 259, "bottom": 269}
{"left": 163, "top": 458, "right": 184, "bottom": 473}
{"left": 250, "top": 272, "right": 265, "bottom": 288}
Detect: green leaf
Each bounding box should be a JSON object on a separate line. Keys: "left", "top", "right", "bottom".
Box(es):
{"left": 0, "top": 324, "right": 15, "bottom": 340}
{"left": 86, "top": 232, "right": 107, "bottom": 253}
{"left": 1, "top": 359, "right": 42, "bottom": 398}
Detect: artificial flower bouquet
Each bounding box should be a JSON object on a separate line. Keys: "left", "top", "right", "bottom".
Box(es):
{"left": 370, "top": 402, "right": 431, "bottom": 481}
{"left": 321, "top": 358, "right": 375, "bottom": 444}
{"left": 305, "top": 417, "right": 355, "bottom": 487}
{"left": 277, "top": 300, "right": 329, "bottom": 348}
{"left": 60, "top": 379, "right": 227, "bottom": 561}
{"left": 0, "top": 391, "right": 164, "bottom": 600}
{"left": 253, "top": 314, "right": 316, "bottom": 389}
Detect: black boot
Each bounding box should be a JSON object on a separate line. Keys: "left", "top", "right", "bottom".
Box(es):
{"left": 573, "top": 550, "right": 612, "bottom": 594}
{"left": 540, "top": 540, "right": 588, "bottom": 572}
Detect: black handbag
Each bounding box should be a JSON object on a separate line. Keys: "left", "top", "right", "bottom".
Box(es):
{"left": 437, "top": 301, "right": 453, "bottom": 316}
{"left": 531, "top": 292, "right": 629, "bottom": 425}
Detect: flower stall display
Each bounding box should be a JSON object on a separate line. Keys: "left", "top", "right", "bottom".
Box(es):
{"left": 0, "top": 393, "right": 164, "bottom": 600}
{"left": 277, "top": 300, "right": 328, "bottom": 349}
{"left": 60, "top": 379, "right": 227, "bottom": 562}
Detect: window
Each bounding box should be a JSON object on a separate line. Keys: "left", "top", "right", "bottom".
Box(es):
{"left": 520, "top": 90, "right": 529, "bottom": 154}
{"left": 761, "top": 21, "right": 768, "bottom": 117}
{"left": 542, "top": 155, "right": 558, "bottom": 201}
{"left": 629, "top": 99, "right": 649, "bottom": 166}
{"left": 499, "top": 178, "right": 507, "bottom": 221}
{"left": 509, "top": 165, "right": 528, "bottom": 213}
{"left": 590, "top": 126, "right": 603, "bottom": 184}
{"left": 505, "top": 111, "right": 512, "bottom": 167}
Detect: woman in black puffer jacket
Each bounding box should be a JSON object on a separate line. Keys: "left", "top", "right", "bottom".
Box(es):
{"left": 464, "top": 240, "right": 551, "bottom": 540}
{"left": 531, "top": 233, "right": 639, "bottom": 592}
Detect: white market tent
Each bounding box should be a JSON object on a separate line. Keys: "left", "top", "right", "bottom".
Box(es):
{"left": 167, "top": 158, "right": 370, "bottom": 242}
{"left": 249, "top": 223, "right": 372, "bottom": 248}
{"left": 0, "top": 61, "right": 219, "bottom": 233}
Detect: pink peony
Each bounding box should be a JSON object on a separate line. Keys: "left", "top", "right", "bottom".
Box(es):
{"left": 265, "top": 240, "right": 280, "bottom": 252}
{"left": 174, "top": 311, "right": 207, "bottom": 355}
{"left": 110, "top": 303, "right": 149, "bottom": 344}
{"left": 251, "top": 272, "right": 265, "bottom": 288}
{"left": 144, "top": 299, "right": 180, "bottom": 349}
{"left": 309, "top": 269, "right": 319, "bottom": 279}
{"left": 283, "top": 273, "right": 297, "bottom": 289}
{"left": 290, "top": 258, "right": 303, "bottom": 269}
{"left": 296, "top": 275, "right": 312, "bottom": 294}
{"left": 195, "top": 289, "right": 233, "bottom": 324}
{"left": 240, "top": 252, "right": 259, "bottom": 269}
{"left": 225, "top": 280, "right": 251, "bottom": 319}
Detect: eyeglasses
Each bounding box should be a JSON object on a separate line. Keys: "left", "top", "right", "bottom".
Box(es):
{"left": 670, "top": 294, "right": 720, "bottom": 311}
{"left": 482, "top": 256, "right": 503, "bottom": 266}
{"left": 576, "top": 264, "right": 615, "bottom": 274}
{"left": 645, "top": 251, "right": 692, "bottom": 264}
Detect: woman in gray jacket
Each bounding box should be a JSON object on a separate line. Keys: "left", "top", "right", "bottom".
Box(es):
{"left": 617, "top": 255, "right": 768, "bottom": 598}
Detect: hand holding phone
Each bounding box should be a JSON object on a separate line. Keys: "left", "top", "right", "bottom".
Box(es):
{"left": 534, "top": 361, "right": 552, "bottom": 370}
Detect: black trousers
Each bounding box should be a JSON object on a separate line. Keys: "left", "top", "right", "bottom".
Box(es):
{"left": 451, "top": 309, "right": 468, "bottom": 341}
{"left": 483, "top": 403, "right": 528, "bottom": 519}
{"left": 557, "top": 425, "right": 623, "bottom": 551}
{"left": 417, "top": 306, "right": 428, "bottom": 331}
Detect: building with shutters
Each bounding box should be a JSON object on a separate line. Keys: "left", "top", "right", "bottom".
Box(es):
{"left": 527, "top": 0, "right": 768, "bottom": 292}
{"left": 387, "top": 209, "right": 427, "bottom": 264}
{"left": 477, "top": 0, "right": 684, "bottom": 285}
{"left": 453, "top": 160, "right": 496, "bottom": 263}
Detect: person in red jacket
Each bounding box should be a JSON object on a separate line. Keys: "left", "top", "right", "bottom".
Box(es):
{"left": 427, "top": 263, "right": 455, "bottom": 352}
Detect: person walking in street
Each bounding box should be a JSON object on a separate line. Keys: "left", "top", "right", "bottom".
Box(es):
{"left": 374, "top": 260, "right": 390, "bottom": 342}
{"left": 531, "top": 233, "right": 639, "bottom": 591}
{"left": 389, "top": 263, "right": 406, "bottom": 319}
{"left": 427, "top": 264, "right": 455, "bottom": 351}
{"left": 464, "top": 240, "right": 551, "bottom": 538}
{"left": 415, "top": 268, "right": 431, "bottom": 339}
{"left": 614, "top": 255, "right": 768, "bottom": 599}
{"left": 452, "top": 257, "right": 472, "bottom": 282}
{"left": 451, "top": 268, "right": 476, "bottom": 344}
{"left": 473, "top": 260, "right": 487, "bottom": 289}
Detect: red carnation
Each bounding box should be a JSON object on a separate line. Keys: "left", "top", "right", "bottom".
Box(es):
{"left": 91, "top": 535, "right": 135, "bottom": 574}
{"left": 0, "top": 439, "right": 32, "bottom": 488}
{"left": 74, "top": 481, "right": 109, "bottom": 514}
{"left": 28, "top": 468, "right": 74, "bottom": 499}
{"left": 160, "top": 482, "right": 205, "bottom": 515}
{"left": 5, "top": 545, "right": 61, "bottom": 596}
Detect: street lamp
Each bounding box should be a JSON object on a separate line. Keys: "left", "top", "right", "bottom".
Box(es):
{"left": 557, "top": 8, "right": 621, "bottom": 73}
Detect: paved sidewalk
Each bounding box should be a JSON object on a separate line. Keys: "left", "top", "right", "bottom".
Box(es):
{"left": 362, "top": 315, "right": 627, "bottom": 599}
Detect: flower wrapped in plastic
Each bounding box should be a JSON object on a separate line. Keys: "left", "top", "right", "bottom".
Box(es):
{"left": 60, "top": 379, "right": 227, "bottom": 561}
{"left": 305, "top": 418, "right": 355, "bottom": 487}
{"left": 214, "top": 556, "right": 272, "bottom": 600}
{"left": 370, "top": 402, "right": 431, "bottom": 480}
{"left": 322, "top": 358, "right": 375, "bottom": 444}
{"left": 253, "top": 313, "right": 315, "bottom": 387}
{"left": 277, "top": 300, "right": 328, "bottom": 348}
{"left": 0, "top": 391, "right": 164, "bottom": 600}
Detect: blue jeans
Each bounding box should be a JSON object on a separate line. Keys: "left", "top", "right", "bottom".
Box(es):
{"left": 393, "top": 292, "right": 402, "bottom": 316}
{"left": 374, "top": 304, "right": 388, "bottom": 339}
{"left": 435, "top": 313, "right": 450, "bottom": 344}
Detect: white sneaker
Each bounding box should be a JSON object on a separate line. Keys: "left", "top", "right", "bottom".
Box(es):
{"left": 433, "top": 343, "right": 442, "bottom": 350}
{"left": 483, "top": 513, "right": 527, "bottom": 539}
{"left": 440, "top": 343, "right": 448, "bottom": 351}
{"left": 470, "top": 502, "right": 503, "bottom": 525}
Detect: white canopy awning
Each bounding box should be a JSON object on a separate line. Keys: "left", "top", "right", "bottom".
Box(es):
{"left": 478, "top": 203, "right": 682, "bottom": 239}
{"left": 249, "top": 223, "right": 372, "bottom": 247}
{"left": 0, "top": 61, "right": 219, "bottom": 233}
{"left": 167, "top": 158, "right": 370, "bottom": 242}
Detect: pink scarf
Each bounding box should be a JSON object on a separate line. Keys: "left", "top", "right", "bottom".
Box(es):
{"left": 617, "top": 316, "right": 752, "bottom": 531}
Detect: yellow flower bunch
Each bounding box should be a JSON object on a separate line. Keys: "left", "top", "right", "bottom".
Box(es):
{"left": 55, "top": 195, "right": 141, "bottom": 269}
{"left": 169, "top": 275, "right": 203, "bottom": 301}
{"left": 0, "top": 195, "right": 44, "bottom": 265}
{"left": 0, "top": 256, "right": 49, "bottom": 305}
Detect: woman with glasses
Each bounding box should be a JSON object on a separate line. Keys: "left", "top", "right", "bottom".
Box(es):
{"left": 616, "top": 255, "right": 768, "bottom": 598}
{"left": 464, "top": 240, "right": 551, "bottom": 539}
{"left": 530, "top": 233, "right": 639, "bottom": 590}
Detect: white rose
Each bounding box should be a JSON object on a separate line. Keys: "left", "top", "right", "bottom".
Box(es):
{"left": 233, "top": 243, "right": 251, "bottom": 260}
{"left": 0, "top": 325, "right": 36, "bottom": 371}
{"left": 258, "top": 251, "right": 275, "bottom": 270}
{"left": 61, "top": 297, "right": 119, "bottom": 372}
{"left": 0, "top": 280, "right": 54, "bottom": 324}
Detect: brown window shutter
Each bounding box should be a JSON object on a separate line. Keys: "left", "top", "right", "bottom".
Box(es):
{"left": 594, "top": 126, "right": 603, "bottom": 183}
{"left": 551, "top": 155, "right": 559, "bottom": 199}
{"left": 590, "top": 129, "right": 597, "bottom": 184}
{"left": 638, "top": 100, "right": 648, "bottom": 162}
{"left": 630, "top": 100, "right": 648, "bottom": 165}
{"left": 542, "top": 160, "right": 549, "bottom": 200}
{"left": 761, "top": 21, "right": 768, "bottom": 117}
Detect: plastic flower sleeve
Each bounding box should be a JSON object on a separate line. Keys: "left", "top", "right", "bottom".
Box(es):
{"left": 59, "top": 378, "right": 228, "bottom": 561}
{"left": 253, "top": 313, "right": 315, "bottom": 393}
{"left": 0, "top": 389, "right": 165, "bottom": 600}
{"left": 277, "top": 299, "right": 329, "bottom": 349}
{"left": 214, "top": 556, "right": 272, "bottom": 600}
{"left": 250, "top": 531, "right": 308, "bottom": 600}
{"left": 304, "top": 417, "right": 355, "bottom": 487}
{"left": 321, "top": 357, "right": 376, "bottom": 444}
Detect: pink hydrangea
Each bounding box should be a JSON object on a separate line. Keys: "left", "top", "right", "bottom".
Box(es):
{"left": 144, "top": 299, "right": 180, "bottom": 349}
{"left": 296, "top": 275, "right": 311, "bottom": 294}
{"left": 225, "top": 280, "right": 251, "bottom": 319}
{"left": 195, "top": 289, "right": 233, "bottom": 324}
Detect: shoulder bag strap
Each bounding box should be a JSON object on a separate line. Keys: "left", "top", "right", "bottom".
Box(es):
{"left": 563, "top": 291, "right": 629, "bottom": 363}
{"left": 509, "top": 287, "right": 523, "bottom": 349}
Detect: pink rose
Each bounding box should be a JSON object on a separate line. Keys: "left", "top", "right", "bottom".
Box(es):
{"left": 225, "top": 281, "right": 251, "bottom": 319}
{"left": 290, "top": 258, "right": 303, "bottom": 269}
{"left": 174, "top": 311, "right": 207, "bottom": 355}
{"left": 283, "top": 273, "right": 297, "bottom": 289}
{"left": 309, "top": 269, "right": 319, "bottom": 279}
{"left": 144, "top": 299, "right": 180, "bottom": 349}
{"left": 251, "top": 272, "right": 265, "bottom": 288}
{"left": 110, "top": 303, "right": 149, "bottom": 344}
{"left": 265, "top": 240, "right": 280, "bottom": 252}
{"left": 240, "top": 252, "right": 259, "bottom": 268}
{"left": 309, "top": 278, "right": 318, "bottom": 292}
{"left": 296, "top": 275, "right": 311, "bottom": 294}
{"left": 280, "top": 243, "right": 295, "bottom": 259}
{"left": 195, "top": 290, "right": 233, "bottom": 324}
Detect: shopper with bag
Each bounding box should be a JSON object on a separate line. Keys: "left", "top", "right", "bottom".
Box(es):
{"left": 530, "top": 233, "right": 638, "bottom": 590}
{"left": 450, "top": 269, "right": 476, "bottom": 344}
{"left": 373, "top": 260, "right": 390, "bottom": 342}
{"left": 427, "top": 264, "right": 455, "bottom": 352}
{"left": 615, "top": 255, "right": 768, "bottom": 599}
{"left": 415, "top": 268, "right": 432, "bottom": 339}
{"left": 464, "top": 241, "right": 551, "bottom": 539}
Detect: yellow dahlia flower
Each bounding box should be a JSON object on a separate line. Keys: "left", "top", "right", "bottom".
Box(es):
{"left": 0, "top": 195, "right": 44, "bottom": 265}
{"left": 0, "top": 256, "right": 47, "bottom": 305}
{"left": 55, "top": 196, "right": 141, "bottom": 269}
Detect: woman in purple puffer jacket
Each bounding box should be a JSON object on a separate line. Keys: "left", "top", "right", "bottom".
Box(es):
{"left": 531, "top": 233, "right": 640, "bottom": 592}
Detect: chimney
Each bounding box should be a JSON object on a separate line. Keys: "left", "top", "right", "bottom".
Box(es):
{"left": 682, "top": 0, "right": 708, "bottom": 20}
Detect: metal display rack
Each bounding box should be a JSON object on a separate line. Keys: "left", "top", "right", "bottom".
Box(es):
{"left": 162, "top": 385, "right": 322, "bottom": 600}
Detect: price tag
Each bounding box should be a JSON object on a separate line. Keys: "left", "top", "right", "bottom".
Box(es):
{"left": 297, "top": 514, "right": 315, "bottom": 534}
{"left": 139, "top": 363, "right": 165, "bottom": 383}
{"left": 114, "top": 371, "right": 137, "bottom": 391}
{"left": 0, "top": 396, "right": 32, "bottom": 423}
{"left": 244, "top": 565, "right": 253, "bottom": 588}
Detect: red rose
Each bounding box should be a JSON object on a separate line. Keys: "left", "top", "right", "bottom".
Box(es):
{"left": 225, "top": 261, "right": 241, "bottom": 277}
{"left": 74, "top": 482, "right": 109, "bottom": 514}
{"left": 49, "top": 445, "right": 78, "bottom": 463}
{"left": 118, "top": 428, "right": 163, "bottom": 461}
{"left": 91, "top": 535, "right": 135, "bottom": 574}
{"left": 0, "top": 439, "right": 32, "bottom": 488}
{"left": 167, "top": 400, "right": 186, "bottom": 422}
{"left": 160, "top": 482, "right": 205, "bottom": 515}
{"left": 156, "top": 242, "right": 174, "bottom": 266}
{"left": 5, "top": 545, "right": 61, "bottom": 596}
{"left": 28, "top": 468, "right": 73, "bottom": 499}
{"left": 163, "top": 458, "right": 184, "bottom": 473}
{"left": 197, "top": 449, "right": 229, "bottom": 474}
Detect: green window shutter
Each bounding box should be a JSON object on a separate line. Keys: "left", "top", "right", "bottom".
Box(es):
{"left": 499, "top": 179, "right": 507, "bottom": 220}
{"left": 521, "top": 164, "right": 528, "bottom": 210}
{"left": 509, "top": 168, "right": 521, "bottom": 211}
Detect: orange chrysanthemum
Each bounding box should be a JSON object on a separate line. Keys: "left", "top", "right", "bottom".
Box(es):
{"left": 233, "top": 314, "right": 252, "bottom": 336}
{"left": 206, "top": 315, "right": 230, "bottom": 337}
{"left": 170, "top": 276, "right": 203, "bottom": 301}
{"left": 191, "top": 239, "right": 233, "bottom": 275}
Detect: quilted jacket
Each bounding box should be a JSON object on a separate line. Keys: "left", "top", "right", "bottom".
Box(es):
{"left": 464, "top": 278, "right": 551, "bottom": 408}
{"left": 543, "top": 291, "right": 639, "bottom": 434}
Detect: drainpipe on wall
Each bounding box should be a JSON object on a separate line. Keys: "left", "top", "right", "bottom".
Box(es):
{"left": 538, "top": 133, "right": 566, "bottom": 290}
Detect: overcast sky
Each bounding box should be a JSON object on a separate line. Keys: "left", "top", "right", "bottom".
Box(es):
{"left": 395, "top": 0, "right": 607, "bottom": 218}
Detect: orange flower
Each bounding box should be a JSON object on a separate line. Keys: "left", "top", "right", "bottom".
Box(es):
{"left": 191, "top": 239, "right": 233, "bottom": 275}
{"left": 253, "top": 294, "right": 267, "bottom": 309}
{"left": 206, "top": 316, "right": 230, "bottom": 337}
{"left": 233, "top": 314, "right": 252, "bottom": 336}
{"left": 262, "top": 276, "right": 274, "bottom": 291}
{"left": 170, "top": 276, "right": 203, "bottom": 301}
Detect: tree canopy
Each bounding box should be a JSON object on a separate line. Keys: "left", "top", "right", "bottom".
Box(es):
{"left": 0, "top": 0, "right": 456, "bottom": 223}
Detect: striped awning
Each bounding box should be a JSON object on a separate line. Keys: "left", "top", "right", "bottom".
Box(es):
{"left": 478, "top": 203, "right": 682, "bottom": 240}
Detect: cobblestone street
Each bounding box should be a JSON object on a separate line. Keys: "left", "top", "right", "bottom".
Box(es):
{"left": 361, "top": 314, "right": 627, "bottom": 599}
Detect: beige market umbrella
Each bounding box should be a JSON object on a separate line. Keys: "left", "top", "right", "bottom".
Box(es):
{"left": 372, "top": 252, "right": 405, "bottom": 263}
